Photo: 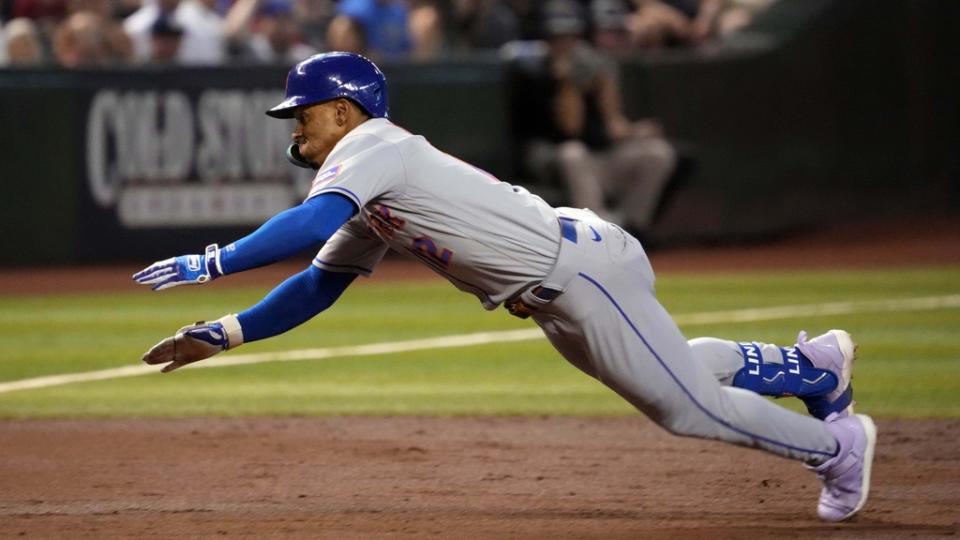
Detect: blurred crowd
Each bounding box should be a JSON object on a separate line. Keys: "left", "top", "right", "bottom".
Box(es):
{"left": 0, "top": 0, "right": 775, "bottom": 68}
{"left": 0, "top": 0, "right": 776, "bottom": 234}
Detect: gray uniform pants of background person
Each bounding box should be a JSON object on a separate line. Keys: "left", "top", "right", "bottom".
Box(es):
{"left": 530, "top": 213, "right": 838, "bottom": 464}
{"left": 555, "top": 136, "right": 676, "bottom": 231}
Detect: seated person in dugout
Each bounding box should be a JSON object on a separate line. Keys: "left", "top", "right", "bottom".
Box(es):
{"left": 514, "top": 0, "right": 680, "bottom": 236}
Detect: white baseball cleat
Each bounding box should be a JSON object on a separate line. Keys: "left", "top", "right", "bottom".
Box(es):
{"left": 812, "top": 413, "right": 877, "bottom": 522}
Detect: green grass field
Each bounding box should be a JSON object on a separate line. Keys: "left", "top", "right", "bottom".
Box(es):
{"left": 1, "top": 265, "right": 958, "bottom": 419}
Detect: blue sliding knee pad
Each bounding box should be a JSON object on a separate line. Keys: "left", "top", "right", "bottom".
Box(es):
{"left": 732, "top": 342, "right": 838, "bottom": 398}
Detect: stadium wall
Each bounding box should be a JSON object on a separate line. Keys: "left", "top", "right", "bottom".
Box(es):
{"left": 0, "top": 0, "right": 955, "bottom": 264}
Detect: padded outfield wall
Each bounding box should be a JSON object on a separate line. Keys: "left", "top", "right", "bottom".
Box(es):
{"left": 616, "top": 0, "right": 959, "bottom": 241}
{"left": 0, "top": 60, "right": 512, "bottom": 263}
{"left": 0, "top": 0, "right": 955, "bottom": 264}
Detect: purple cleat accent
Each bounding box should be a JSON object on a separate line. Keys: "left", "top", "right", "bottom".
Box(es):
{"left": 813, "top": 413, "right": 877, "bottom": 522}
{"left": 796, "top": 329, "right": 857, "bottom": 419}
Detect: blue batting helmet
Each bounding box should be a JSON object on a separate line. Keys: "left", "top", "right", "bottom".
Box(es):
{"left": 266, "top": 52, "right": 389, "bottom": 119}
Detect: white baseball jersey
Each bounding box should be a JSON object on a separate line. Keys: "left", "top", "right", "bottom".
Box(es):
{"left": 309, "top": 118, "right": 561, "bottom": 309}
{"left": 307, "top": 118, "right": 840, "bottom": 470}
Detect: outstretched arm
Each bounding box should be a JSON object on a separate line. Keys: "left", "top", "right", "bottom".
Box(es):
{"left": 237, "top": 265, "right": 356, "bottom": 342}
{"left": 133, "top": 193, "right": 357, "bottom": 290}
{"left": 141, "top": 265, "right": 357, "bottom": 372}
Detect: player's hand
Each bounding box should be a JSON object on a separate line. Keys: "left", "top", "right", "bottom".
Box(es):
{"left": 133, "top": 244, "right": 223, "bottom": 291}
{"left": 142, "top": 315, "right": 243, "bottom": 373}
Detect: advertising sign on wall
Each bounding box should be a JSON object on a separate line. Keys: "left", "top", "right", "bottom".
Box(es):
{"left": 0, "top": 61, "right": 513, "bottom": 263}
{"left": 86, "top": 88, "right": 313, "bottom": 229}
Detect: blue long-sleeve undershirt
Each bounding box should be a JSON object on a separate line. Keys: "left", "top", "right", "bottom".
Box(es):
{"left": 237, "top": 265, "right": 356, "bottom": 342}
{"left": 215, "top": 192, "right": 359, "bottom": 342}
{"left": 218, "top": 193, "right": 357, "bottom": 275}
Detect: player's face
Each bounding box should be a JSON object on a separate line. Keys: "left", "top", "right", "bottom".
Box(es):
{"left": 291, "top": 100, "right": 349, "bottom": 168}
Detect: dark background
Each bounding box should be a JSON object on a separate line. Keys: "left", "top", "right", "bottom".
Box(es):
{"left": 0, "top": 0, "right": 956, "bottom": 264}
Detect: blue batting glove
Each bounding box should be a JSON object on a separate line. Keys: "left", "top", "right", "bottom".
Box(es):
{"left": 141, "top": 315, "right": 244, "bottom": 373}
{"left": 133, "top": 244, "right": 224, "bottom": 291}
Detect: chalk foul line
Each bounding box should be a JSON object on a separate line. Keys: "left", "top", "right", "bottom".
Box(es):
{"left": 1, "top": 294, "right": 958, "bottom": 395}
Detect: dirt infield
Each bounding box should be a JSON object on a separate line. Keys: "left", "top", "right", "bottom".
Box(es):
{"left": 1, "top": 417, "right": 958, "bottom": 539}
{"left": 1, "top": 216, "right": 959, "bottom": 538}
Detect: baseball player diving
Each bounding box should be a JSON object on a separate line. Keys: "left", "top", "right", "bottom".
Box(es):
{"left": 134, "top": 52, "right": 876, "bottom": 522}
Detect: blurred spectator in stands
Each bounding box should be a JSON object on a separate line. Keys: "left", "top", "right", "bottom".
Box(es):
{"left": 253, "top": 1, "right": 316, "bottom": 62}
{"left": 53, "top": 10, "right": 112, "bottom": 66}
{"left": 149, "top": 13, "right": 182, "bottom": 62}
{"left": 514, "top": 0, "right": 678, "bottom": 234}
{"left": 67, "top": 0, "right": 132, "bottom": 62}
{"left": 225, "top": 0, "right": 314, "bottom": 63}
{"left": 625, "top": 0, "right": 773, "bottom": 48}
{"left": 328, "top": 0, "right": 442, "bottom": 60}
{"left": 408, "top": 1, "right": 442, "bottom": 57}
{"left": 626, "top": 0, "right": 697, "bottom": 49}
{"left": 1, "top": 17, "right": 46, "bottom": 65}
{"left": 446, "top": 0, "right": 519, "bottom": 52}
{"left": 504, "top": 0, "right": 541, "bottom": 40}
{"left": 292, "top": 0, "right": 335, "bottom": 51}
{"left": 124, "top": 0, "right": 225, "bottom": 64}
{"left": 711, "top": 0, "right": 775, "bottom": 36}
{"left": 11, "top": 0, "right": 67, "bottom": 47}
{"left": 325, "top": 9, "right": 367, "bottom": 55}
{"left": 113, "top": 0, "right": 142, "bottom": 19}
{"left": 590, "top": 0, "right": 632, "bottom": 53}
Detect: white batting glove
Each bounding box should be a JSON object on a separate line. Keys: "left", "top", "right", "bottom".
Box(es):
{"left": 142, "top": 315, "right": 244, "bottom": 373}
{"left": 133, "top": 244, "right": 224, "bottom": 291}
